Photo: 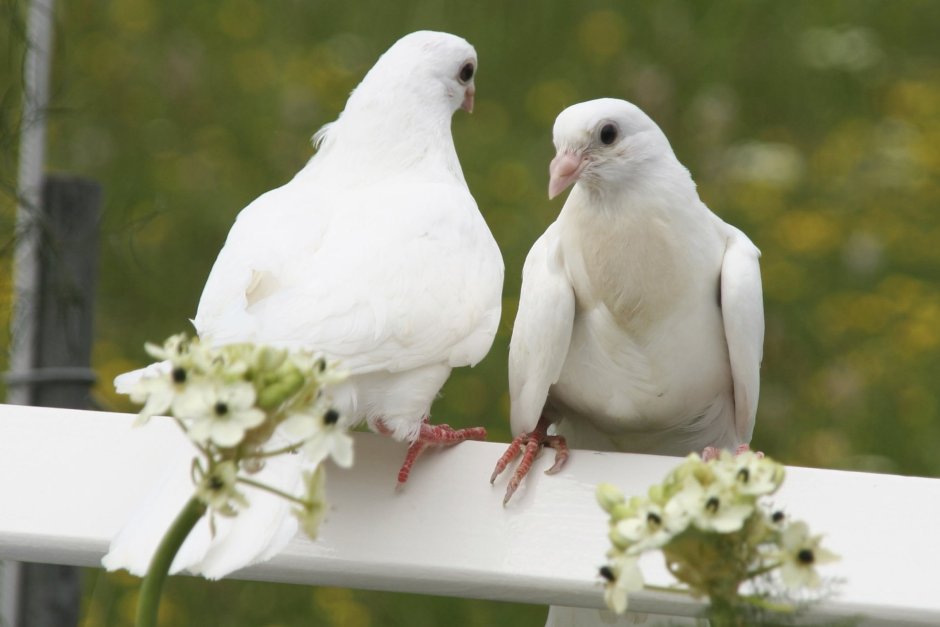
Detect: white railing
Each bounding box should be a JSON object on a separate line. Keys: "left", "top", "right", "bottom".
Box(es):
{"left": 1, "top": 403, "right": 938, "bottom": 625}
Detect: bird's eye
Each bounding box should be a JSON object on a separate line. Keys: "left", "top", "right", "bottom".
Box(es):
{"left": 599, "top": 123, "right": 618, "bottom": 145}
{"left": 459, "top": 62, "right": 474, "bottom": 83}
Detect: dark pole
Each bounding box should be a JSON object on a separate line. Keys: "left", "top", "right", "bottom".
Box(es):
{"left": 4, "top": 175, "right": 101, "bottom": 627}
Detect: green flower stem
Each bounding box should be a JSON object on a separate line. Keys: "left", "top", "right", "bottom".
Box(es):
{"left": 136, "top": 496, "right": 207, "bottom": 627}
{"left": 237, "top": 476, "right": 308, "bottom": 506}
{"left": 707, "top": 596, "right": 743, "bottom": 627}
{"left": 250, "top": 442, "right": 304, "bottom": 459}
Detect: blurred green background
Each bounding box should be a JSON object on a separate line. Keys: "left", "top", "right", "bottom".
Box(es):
{"left": 3, "top": 0, "right": 940, "bottom": 625}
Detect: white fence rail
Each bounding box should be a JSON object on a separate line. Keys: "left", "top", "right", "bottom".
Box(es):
{"left": 1, "top": 404, "right": 938, "bottom": 625}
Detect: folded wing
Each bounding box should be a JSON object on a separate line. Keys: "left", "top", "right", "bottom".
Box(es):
{"left": 509, "top": 223, "right": 575, "bottom": 435}
{"left": 719, "top": 225, "right": 764, "bottom": 443}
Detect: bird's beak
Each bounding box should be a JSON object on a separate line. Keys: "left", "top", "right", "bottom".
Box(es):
{"left": 461, "top": 85, "right": 475, "bottom": 113}
{"left": 548, "top": 150, "right": 589, "bottom": 199}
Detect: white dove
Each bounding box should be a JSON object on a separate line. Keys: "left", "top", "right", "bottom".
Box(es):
{"left": 491, "top": 98, "right": 763, "bottom": 505}
{"left": 105, "top": 30, "right": 503, "bottom": 578}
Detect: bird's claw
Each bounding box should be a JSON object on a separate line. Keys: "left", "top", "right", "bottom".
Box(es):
{"left": 736, "top": 443, "right": 763, "bottom": 458}
{"left": 490, "top": 423, "right": 569, "bottom": 505}
{"left": 544, "top": 436, "right": 569, "bottom": 473}
{"left": 701, "top": 443, "right": 763, "bottom": 462}
{"left": 394, "top": 419, "right": 487, "bottom": 488}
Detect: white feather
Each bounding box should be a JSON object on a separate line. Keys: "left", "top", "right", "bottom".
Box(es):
{"left": 511, "top": 98, "right": 763, "bottom": 455}
{"left": 508, "top": 222, "right": 575, "bottom": 436}
{"left": 106, "top": 30, "right": 503, "bottom": 579}
{"left": 720, "top": 225, "right": 764, "bottom": 443}
{"left": 522, "top": 97, "right": 764, "bottom": 627}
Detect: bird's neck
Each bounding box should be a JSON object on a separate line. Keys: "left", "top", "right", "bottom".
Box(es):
{"left": 582, "top": 156, "right": 696, "bottom": 212}
{"left": 302, "top": 94, "right": 465, "bottom": 185}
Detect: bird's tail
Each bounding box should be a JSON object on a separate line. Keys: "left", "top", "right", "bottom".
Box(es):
{"left": 102, "top": 440, "right": 305, "bottom": 579}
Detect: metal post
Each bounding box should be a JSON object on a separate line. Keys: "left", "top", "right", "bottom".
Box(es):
{"left": 27, "top": 177, "right": 101, "bottom": 409}
{"left": 6, "top": 177, "right": 100, "bottom": 624}
{"left": 3, "top": 176, "right": 100, "bottom": 627}
{"left": 9, "top": 0, "right": 56, "bottom": 406}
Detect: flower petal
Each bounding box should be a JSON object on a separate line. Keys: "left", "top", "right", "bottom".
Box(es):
{"left": 210, "top": 421, "right": 246, "bottom": 448}
{"left": 330, "top": 432, "right": 355, "bottom": 468}
{"left": 282, "top": 414, "right": 320, "bottom": 439}
{"left": 234, "top": 407, "right": 266, "bottom": 429}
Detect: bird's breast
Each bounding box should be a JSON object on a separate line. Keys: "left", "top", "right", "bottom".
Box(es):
{"left": 560, "top": 202, "right": 717, "bottom": 334}
{"left": 551, "top": 194, "right": 731, "bottom": 431}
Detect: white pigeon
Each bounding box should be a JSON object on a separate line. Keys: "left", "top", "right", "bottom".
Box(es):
{"left": 105, "top": 30, "right": 503, "bottom": 579}
{"left": 491, "top": 98, "right": 764, "bottom": 505}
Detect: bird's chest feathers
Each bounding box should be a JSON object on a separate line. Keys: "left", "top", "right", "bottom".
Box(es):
{"left": 560, "top": 203, "right": 696, "bottom": 330}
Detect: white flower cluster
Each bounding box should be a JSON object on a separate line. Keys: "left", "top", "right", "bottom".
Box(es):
{"left": 124, "top": 334, "right": 351, "bottom": 538}
{"left": 597, "top": 451, "right": 838, "bottom": 615}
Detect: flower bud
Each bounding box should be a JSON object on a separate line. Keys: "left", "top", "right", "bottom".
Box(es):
{"left": 257, "top": 367, "right": 305, "bottom": 408}
{"left": 610, "top": 503, "right": 636, "bottom": 521}
{"left": 609, "top": 523, "right": 633, "bottom": 550}
{"left": 647, "top": 483, "right": 665, "bottom": 504}
{"left": 596, "top": 483, "right": 626, "bottom": 513}
{"left": 254, "top": 346, "right": 288, "bottom": 372}
{"left": 691, "top": 463, "right": 716, "bottom": 486}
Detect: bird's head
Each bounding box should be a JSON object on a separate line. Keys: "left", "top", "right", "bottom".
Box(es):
{"left": 351, "top": 30, "right": 477, "bottom": 116}
{"left": 548, "top": 98, "right": 675, "bottom": 199}
{"left": 311, "top": 31, "right": 477, "bottom": 170}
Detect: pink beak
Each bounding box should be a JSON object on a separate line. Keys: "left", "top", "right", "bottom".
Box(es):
{"left": 461, "top": 85, "right": 475, "bottom": 113}
{"left": 548, "top": 150, "right": 589, "bottom": 199}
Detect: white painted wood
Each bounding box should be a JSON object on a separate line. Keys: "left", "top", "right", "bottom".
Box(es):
{"left": 0, "top": 403, "right": 937, "bottom": 625}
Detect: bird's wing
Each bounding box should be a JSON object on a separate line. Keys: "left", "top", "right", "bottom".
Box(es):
{"left": 195, "top": 178, "right": 503, "bottom": 375}
{"left": 508, "top": 222, "right": 576, "bottom": 435}
{"left": 720, "top": 225, "right": 764, "bottom": 443}
{"left": 192, "top": 182, "right": 329, "bottom": 344}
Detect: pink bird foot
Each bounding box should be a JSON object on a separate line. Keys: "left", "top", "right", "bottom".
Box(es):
{"left": 378, "top": 417, "right": 487, "bottom": 488}
{"left": 490, "top": 415, "right": 569, "bottom": 505}
{"left": 701, "top": 443, "right": 763, "bottom": 462}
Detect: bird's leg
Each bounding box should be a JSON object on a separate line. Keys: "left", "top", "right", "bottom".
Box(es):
{"left": 701, "top": 446, "right": 720, "bottom": 462}
{"left": 392, "top": 416, "right": 487, "bottom": 488}
{"left": 397, "top": 439, "right": 429, "bottom": 486}
{"left": 490, "top": 415, "right": 569, "bottom": 505}
{"left": 701, "top": 443, "right": 763, "bottom": 462}
{"left": 736, "top": 443, "right": 764, "bottom": 458}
